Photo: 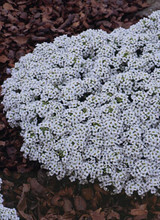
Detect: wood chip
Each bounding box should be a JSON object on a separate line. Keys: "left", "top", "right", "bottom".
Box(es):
{"left": 3, "top": 3, "right": 14, "bottom": 10}
{"left": 0, "top": 55, "right": 9, "bottom": 63}
{"left": 11, "top": 36, "right": 28, "bottom": 46}
{"left": 74, "top": 196, "right": 87, "bottom": 211}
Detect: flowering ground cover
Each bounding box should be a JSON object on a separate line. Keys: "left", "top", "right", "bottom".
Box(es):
{"left": 0, "top": 0, "right": 160, "bottom": 219}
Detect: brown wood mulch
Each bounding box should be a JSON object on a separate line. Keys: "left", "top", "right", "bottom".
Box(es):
{"left": 0, "top": 0, "right": 160, "bottom": 219}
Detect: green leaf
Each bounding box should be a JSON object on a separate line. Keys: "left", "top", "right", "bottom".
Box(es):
{"left": 108, "top": 107, "right": 113, "bottom": 113}
{"left": 92, "top": 122, "right": 101, "bottom": 127}
{"left": 115, "top": 97, "right": 123, "bottom": 103}
{"left": 82, "top": 108, "right": 87, "bottom": 113}
{"left": 123, "top": 52, "right": 129, "bottom": 57}
{"left": 107, "top": 92, "right": 113, "bottom": 97}
{"left": 103, "top": 168, "right": 106, "bottom": 174}
{"left": 42, "top": 101, "right": 49, "bottom": 106}
{"left": 29, "top": 132, "right": 35, "bottom": 138}
{"left": 56, "top": 150, "right": 64, "bottom": 158}
{"left": 40, "top": 127, "right": 49, "bottom": 134}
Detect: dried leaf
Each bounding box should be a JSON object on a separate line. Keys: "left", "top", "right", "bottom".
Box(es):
{"left": 94, "top": 183, "right": 108, "bottom": 195}
{"left": 79, "top": 214, "right": 90, "bottom": 220}
{"left": 17, "top": 184, "right": 32, "bottom": 219}
{"left": 0, "top": 55, "right": 9, "bottom": 63}
{"left": 7, "top": 13, "right": 19, "bottom": 23}
{"left": 3, "top": 179, "right": 14, "bottom": 188}
{"left": 135, "top": 204, "right": 147, "bottom": 210}
{"left": 13, "top": 172, "right": 21, "bottom": 180}
{"left": 0, "top": 45, "right": 5, "bottom": 54}
{"left": 89, "top": 208, "right": 105, "bottom": 220}
{"left": 137, "top": 2, "right": 149, "bottom": 8}
{"left": 37, "top": 169, "right": 48, "bottom": 185}
{"left": 124, "top": 6, "right": 138, "bottom": 13}
{"left": 51, "top": 195, "right": 64, "bottom": 207}
{"left": 29, "top": 178, "right": 47, "bottom": 196}
{"left": 91, "top": 197, "right": 99, "bottom": 210}
{"left": 81, "top": 187, "right": 94, "bottom": 200}
{"left": 130, "top": 208, "right": 148, "bottom": 216}
{"left": 0, "top": 122, "right": 5, "bottom": 130}
{"left": 58, "top": 186, "right": 74, "bottom": 197}
{"left": 61, "top": 213, "right": 75, "bottom": 220}
{"left": 16, "top": 50, "right": 26, "bottom": 60}
{"left": 63, "top": 198, "right": 73, "bottom": 212}
{"left": 95, "top": 191, "right": 102, "bottom": 201}
{"left": 59, "top": 14, "right": 75, "bottom": 29}
{"left": 72, "top": 21, "right": 80, "bottom": 28}
{"left": 17, "top": 164, "right": 33, "bottom": 173}
{"left": 3, "top": 3, "right": 14, "bottom": 10}
{"left": 6, "top": 146, "right": 17, "bottom": 158}
{"left": 151, "top": 211, "right": 160, "bottom": 215}
{"left": 11, "top": 36, "right": 28, "bottom": 46}
{"left": 0, "top": 21, "right": 4, "bottom": 30}
{"left": 107, "top": 210, "right": 120, "bottom": 220}
{"left": 74, "top": 196, "right": 87, "bottom": 211}
{"left": 20, "top": 12, "right": 28, "bottom": 20}
{"left": 3, "top": 168, "right": 11, "bottom": 176}
{"left": 31, "top": 36, "right": 48, "bottom": 42}
{"left": 104, "top": 8, "right": 113, "bottom": 18}
{"left": 82, "top": 20, "right": 90, "bottom": 29}
{"left": 0, "top": 141, "right": 6, "bottom": 147}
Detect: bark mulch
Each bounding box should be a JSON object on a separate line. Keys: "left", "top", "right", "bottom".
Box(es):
{"left": 0, "top": 0, "right": 160, "bottom": 219}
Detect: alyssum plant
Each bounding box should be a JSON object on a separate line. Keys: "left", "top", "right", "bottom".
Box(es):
{"left": 2, "top": 11, "right": 160, "bottom": 200}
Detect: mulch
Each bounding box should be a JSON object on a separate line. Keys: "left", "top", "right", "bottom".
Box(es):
{"left": 0, "top": 0, "right": 160, "bottom": 219}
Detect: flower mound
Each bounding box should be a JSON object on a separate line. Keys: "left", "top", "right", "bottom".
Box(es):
{"left": 2, "top": 11, "right": 160, "bottom": 196}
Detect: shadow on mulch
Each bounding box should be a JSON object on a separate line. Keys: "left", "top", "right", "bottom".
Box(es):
{"left": 1, "top": 0, "right": 160, "bottom": 219}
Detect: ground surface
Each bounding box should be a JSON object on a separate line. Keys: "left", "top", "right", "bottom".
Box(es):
{"left": 0, "top": 0, "right": 160, "bottom": 219}
{"left": 136, "top": 0, "right": 160, "bottom": 16}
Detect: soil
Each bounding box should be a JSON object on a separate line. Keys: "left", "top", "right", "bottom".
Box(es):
{"left": 0, "top": 0, "right": 160, "bottom": 219}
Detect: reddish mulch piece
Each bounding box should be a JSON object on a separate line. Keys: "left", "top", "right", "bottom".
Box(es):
{"left": 1, "top": 0, "right": 160, "bottom": 219}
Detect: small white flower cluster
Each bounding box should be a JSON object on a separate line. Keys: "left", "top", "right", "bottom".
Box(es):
{"left": 2, "top": 10, "right": 160, "bottom": 196}
{"left": 0, "top": 178, "right": 19, "bottom": 220}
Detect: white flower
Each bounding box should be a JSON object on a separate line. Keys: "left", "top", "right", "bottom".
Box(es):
{"left": 2, "top": 10, "right": 160, "bottom": 196}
